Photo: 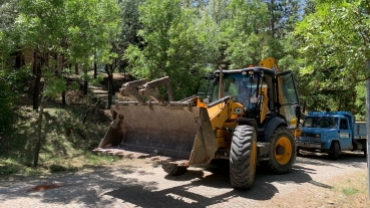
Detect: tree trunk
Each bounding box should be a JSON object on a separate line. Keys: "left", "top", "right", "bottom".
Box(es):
{"left": 15, "top": 52, "right": 22, "bottom": 68}
{"left": 83, "top": 80, "right": 88, "bottom": 95}
{"left": 338, "top": 96, "right": 342, "bottom": 111}
{"left": 33, "top": 54, "right": 41, "bottom": 111}
{"left": 56, "top": 54, "right": 65, "bottom": 106}
{"left": 94, "top": 56, "right": 97, "bottom": 79}
{"left": 33, "top": 84, "right": 46, "bottom": 167}
{"left": 110, "top": 65, "right": 115, "bottom": 95}
{"left": 351, "top": 91, "right": 356, "bottom": 115}
{"left": 75, "top": 64, "right": 79, "bottom": 75}
{"left": 107, "top": 65, "right": 114, "bottom": 108}
{"left": 269, "top": 0, "right": 276, "bottom": 37}
{"left": 108, "top": 74, "right": 113, "bottom": 108}
{"left": 62, "top": 91, "right": 66, "bottom": 105}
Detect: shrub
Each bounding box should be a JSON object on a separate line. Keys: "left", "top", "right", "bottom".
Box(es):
{"left": 0, "top": 68, "right": 32, "bottom": 139}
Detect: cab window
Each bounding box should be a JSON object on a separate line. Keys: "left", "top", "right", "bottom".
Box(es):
{"left": 339, "top": 119, "right": 348, "bottom": 130}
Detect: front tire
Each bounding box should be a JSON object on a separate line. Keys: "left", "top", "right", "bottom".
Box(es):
{"left": 229, "top": 125, "right": 257, "bottom": 189}
{"left": 263, "top": 126, "right": 296, "bottom": 174}
{"left": 329, "top": 142, "right": 340, "bottom": 160}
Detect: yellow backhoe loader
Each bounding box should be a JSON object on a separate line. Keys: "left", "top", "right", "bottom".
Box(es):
{"left": 94, "top": 57, "right": 301, "bottom": 189}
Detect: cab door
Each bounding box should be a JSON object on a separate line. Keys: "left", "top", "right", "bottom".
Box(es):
{"left": 338, "top": 118, "right": 351, "bottom": 149}
{"left": 276, "top": 71, "right": 300, "bottom": 130}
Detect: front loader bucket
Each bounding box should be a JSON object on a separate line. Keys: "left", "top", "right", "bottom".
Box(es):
{"left": 94, "top": 77, "right": 217, "bottom": 165}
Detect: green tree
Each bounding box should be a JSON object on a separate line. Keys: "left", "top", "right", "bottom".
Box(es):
{"left": 1, "top": 0, "right": 120, "bottom": 166}
{"left": 264, "top": 0, "right": 300, "bottom": 38}
{"left": 101, "top": 0, "right": 144, "bottom": 108}
{"left": 0, "top": 0, "right": 21, "bottom": 56}
{"left": 0, "top": 68, "right": 31, "bottom": 140}
{"left": 125, "top": 0, "right": 219, "bottom": 100}
{"left": 296, "top": 0, "right": 370, "bottom": 118}
{"left": 220, "top": 0, "right": 269, "bottom": 68}
{"left": 303, "top": 0, "right": 316, "bottom": 15}
{"left": 208, "top": 0, "right": 229, "bottom": 25}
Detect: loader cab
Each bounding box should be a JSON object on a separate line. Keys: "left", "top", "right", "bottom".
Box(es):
{"left": 211, "top": 73, "right": 259, "bottom": 113}
{"left": 199, "top": 67, "right": 300, "bottom": 129}
{"left": 207, "top": 68, "right": 276, "bottom": 123}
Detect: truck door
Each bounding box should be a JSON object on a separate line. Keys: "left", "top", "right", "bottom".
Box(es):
{"left": 338, "top": 118, "right": 351, "bottom": 149}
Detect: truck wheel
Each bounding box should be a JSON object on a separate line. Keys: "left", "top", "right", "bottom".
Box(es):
{"left": 162, "top": 162, "right": 187, "bottom": 176}
{"left": 297, "top": 147, "right": 302, "bottom": 156}
{"left": 329, "top": 142, "right": 340, "bottom": 160}
{"left": 263, "top": 126, "right": 296, "bottom": 174}
{"left": 229, "top": 125, "right": 257, "bottom": 189}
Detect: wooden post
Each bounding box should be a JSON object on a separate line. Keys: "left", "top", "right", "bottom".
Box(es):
{"left": 218, "top": 67, "right": 223, "bottom": 99}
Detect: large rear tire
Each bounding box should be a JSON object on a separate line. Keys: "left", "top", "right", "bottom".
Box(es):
{"left": 229, "top": 125, "right": 257, "bottom": 189}
{"left": 162, "top": 162, "right": 187, "bottom": 176}
{"left": 263, "top": 126, "right": 296, "bottom": 174}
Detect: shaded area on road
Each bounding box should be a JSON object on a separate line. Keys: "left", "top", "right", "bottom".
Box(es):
{"left": 104, "top": 162, "right": 323, "bottom": 207}
{"left": 297, "top": 151, "right": 367, "bottom": 169}
{"left": 0, "top": 167, "right": 157, "bottom": 207}
{"left": 1, "top": 150, "right": 366, "bottom": 207}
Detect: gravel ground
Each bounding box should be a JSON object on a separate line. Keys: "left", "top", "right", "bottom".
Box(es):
{"left": 0, "top": 151, "right": 368, "bottom": 208}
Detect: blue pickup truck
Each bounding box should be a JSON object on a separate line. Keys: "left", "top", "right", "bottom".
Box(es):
{"left": 296, "top": 111, "right": 367, "bottom": 159}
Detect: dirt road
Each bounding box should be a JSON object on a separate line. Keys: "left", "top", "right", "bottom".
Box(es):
{"left": 0, "top": 152, "right": 368, "bottom": 208}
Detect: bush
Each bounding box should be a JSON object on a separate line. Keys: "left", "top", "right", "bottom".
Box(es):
{"left": 0, "top": 98, "right": 14, "bottom": 135}
{"left": 0, "top": 76, "right": 14, "bottom": 137}
{"left": 0, "top": 68, "right": 32, "bottom": 138}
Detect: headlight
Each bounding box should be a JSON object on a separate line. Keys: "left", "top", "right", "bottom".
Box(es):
{"left": 234, "top": 107, "right": 244, "bottom": 115}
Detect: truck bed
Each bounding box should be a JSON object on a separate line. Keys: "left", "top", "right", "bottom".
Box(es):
{"left": 354, "top": 122, "right": 367, "bottom": 140}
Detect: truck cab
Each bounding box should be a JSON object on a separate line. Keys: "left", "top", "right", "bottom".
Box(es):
{"left": 296, "top": 111, "right": 367, "bottom": 159}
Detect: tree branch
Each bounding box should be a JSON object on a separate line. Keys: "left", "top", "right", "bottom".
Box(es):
{"left": 325, "top": 18, "right": 349, "bottom": 45}
{"left": 353, "top": 9, "right": 370, "bottom": 44}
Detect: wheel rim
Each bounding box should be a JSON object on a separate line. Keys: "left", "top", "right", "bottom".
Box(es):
{"left": 274, "top": 136, "right": 292, "bottom": 165}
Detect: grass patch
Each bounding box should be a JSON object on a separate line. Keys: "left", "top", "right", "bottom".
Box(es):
{"left": 341, "top": 187, "right": 359, "bottom": 196}
{"left": 0, "top": 158, "right": 44, "bottom": 177}
{"left": 86, "top": 154, "right": 121, "bottom": 166}
{"left": 49, "top": 164, "right": 80, "bottom": 173}
{"left": 0, "top": 96, "right": 121, "bottom": 179}
{"left": 0, "top": 159, "right": 22, "bottom": 176}
{"left": 326, "top": 171, "right": 370, "bottom": 207}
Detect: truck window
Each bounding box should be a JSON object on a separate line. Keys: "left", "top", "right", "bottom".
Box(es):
{"left": 303, "top": 117, "right": 338, "bottom": 128}
{"left": 211, "top": 73, "right": 259, "bottom": 107}
{"left": 339, "top": 119, "right": 348, "bottom": 130}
